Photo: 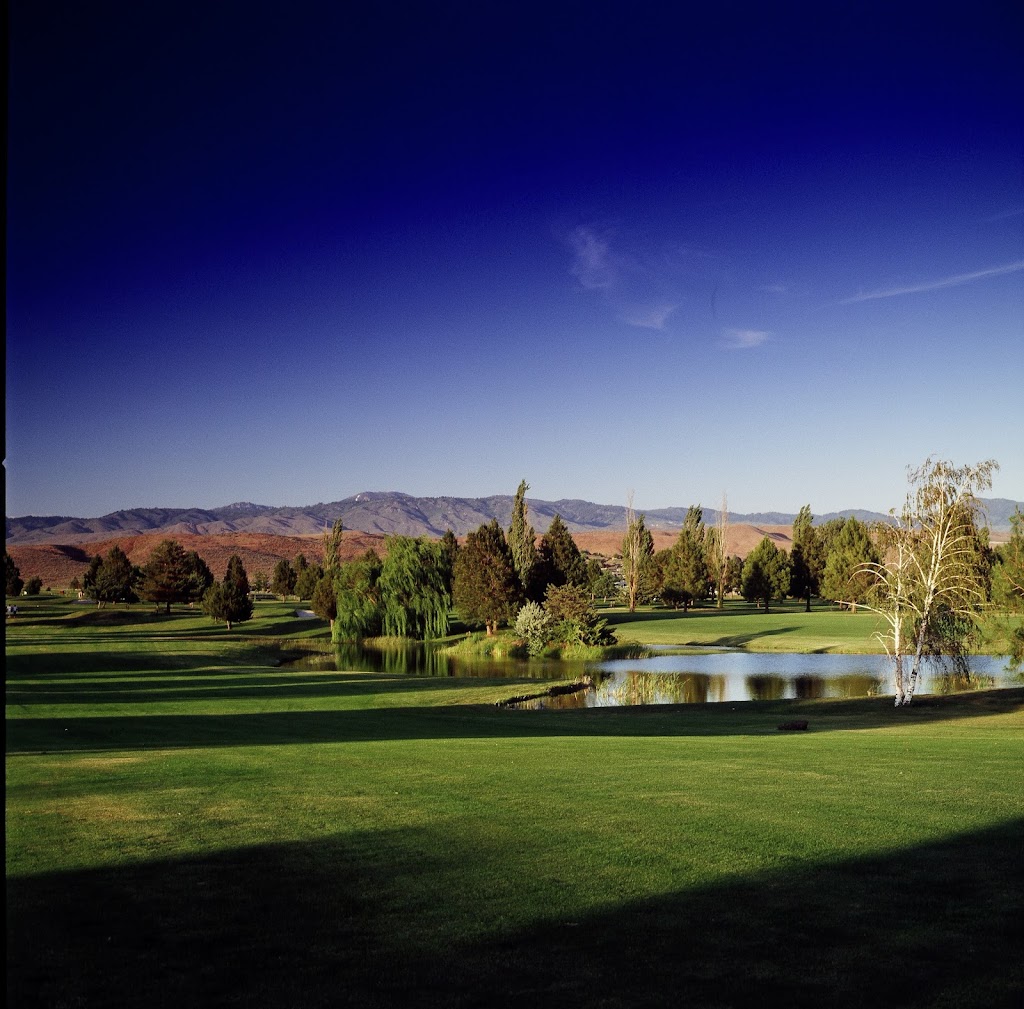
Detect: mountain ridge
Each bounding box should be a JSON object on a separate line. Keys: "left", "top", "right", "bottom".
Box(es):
{"left": 7, "top": 493, "right": 1021, "bottom": 545}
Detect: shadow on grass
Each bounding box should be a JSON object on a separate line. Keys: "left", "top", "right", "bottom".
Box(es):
{"left": 8, "top": 818, "right": 1022, "bottom": 1009}
{"left": 7, "top": 688, "right": 1023, "bottom": 752}
{"left": 4, "top": 670, "right": 541, "bottom": 706}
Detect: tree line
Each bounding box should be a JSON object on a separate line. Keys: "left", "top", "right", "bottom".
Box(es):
{"left": 6, "top": 466, "right": 1022, "bottom": 679}
{"left": 619, "top": 497, "right": 1006, "bottom": 618}
{"left": 315, "top": 481, "right": 615, "bottom": 651}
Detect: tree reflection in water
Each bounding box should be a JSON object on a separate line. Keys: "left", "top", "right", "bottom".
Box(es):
{"left": 288, "top": 644, "right": 1011, "bottom": 705}
{"left": 599, "top": 671, "right": 728, "bottom": 706}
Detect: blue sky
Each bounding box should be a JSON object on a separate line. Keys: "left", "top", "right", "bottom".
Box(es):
{"left": 6, "top": 1, "right": 1023, "bottom": 519}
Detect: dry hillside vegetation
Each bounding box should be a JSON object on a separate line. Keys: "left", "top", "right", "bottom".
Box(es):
{"left": 7, "top": 531, "right": 387, "bottom": 589}
{"left": 9, "top": 525, "right": 793, "bottom": 588}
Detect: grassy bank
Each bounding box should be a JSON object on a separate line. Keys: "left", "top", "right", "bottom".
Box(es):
{"left": 6, "top": 596, "right": 1024, "bottom": 1008}
{"left": 605, "top": 598, "right": 1017, "bottom": 654}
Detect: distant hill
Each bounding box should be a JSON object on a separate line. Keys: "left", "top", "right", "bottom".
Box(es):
{"left": 6, "top": 491, "right": 1020, "bottom": 545}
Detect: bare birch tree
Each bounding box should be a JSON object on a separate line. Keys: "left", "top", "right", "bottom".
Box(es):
{"left": 621, "top": 491, "right": 653, "bottom": 613}
{"left": 860, "top": 458, "right": 998, "bottom": 706}
{"left": 705, "top": 492, "right": 729, "bottom": 608}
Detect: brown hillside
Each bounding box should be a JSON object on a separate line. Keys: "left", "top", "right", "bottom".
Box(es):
{"left": 10, "top": 524, "right": 800, "bottom": 589}
{"left": 7, "top": 531, "right": 388, "bottom": 589}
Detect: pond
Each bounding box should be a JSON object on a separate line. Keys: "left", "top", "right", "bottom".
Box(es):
{"left": 288, "top": 643, "right": 1018, "bottom": 706}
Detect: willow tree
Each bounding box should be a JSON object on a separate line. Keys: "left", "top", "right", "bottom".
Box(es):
{"left": 378, "top": 536, "right": 451, "bottom": 640}
{"left": 860, "top": 458, "right": 998, "bottom": 706}
{"left": 332, "top": 549, "right": 384, "bottom": 641}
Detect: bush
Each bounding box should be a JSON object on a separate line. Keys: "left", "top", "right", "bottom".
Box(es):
{"left": 515, "top": 601, "right": 552, "bottom": 656}
{"left": 24, "top": 577, "right": 43, "bottom": 596}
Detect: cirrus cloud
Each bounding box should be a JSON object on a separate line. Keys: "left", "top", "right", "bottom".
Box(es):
{"left": 721, "top": 328, "right": 770, "bottom": 349}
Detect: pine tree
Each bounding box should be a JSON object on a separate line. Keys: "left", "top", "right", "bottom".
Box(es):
{"left": 453, "top": 520, "right": 521, "bottom": 635}
{"left": 821, "top": 517, "right": 878, "bottom": 612}
{"left": 81, "top": 546, "right": 138, "bottom": 607}
{"left": 203, "top": 555, "right": 253, "bottom": 629}
{"left": 272, "top": 559, "right": 296, "bottom": 596}
{"left": 537, "top": 514, "right": 587, "bottom": 590}
{"left": 140, "top": 539, "right": 209, "bottom": 613}
{"left": 5, "top": 553, "right": 24, "bottom": 597}
{"left": 790, "top": 505, "right": 818, "bottom": 612}
{"left": 741, "top": 537, "right": 791, "bottom": 613}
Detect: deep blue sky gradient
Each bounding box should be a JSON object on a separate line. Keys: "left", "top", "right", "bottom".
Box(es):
{"left": 7, "top": 1, "right": 1024, "bottom": 517}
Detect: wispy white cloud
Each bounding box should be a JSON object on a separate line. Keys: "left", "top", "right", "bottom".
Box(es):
{"left": 722, "top": 328, "right": 770, "bottom": 349}
{"left": 840, "top": 260, "right": 1024, "bottom": 304}
{"left": 981, "top": 208, "right": 1024, "bottom": 222}
{"left": 621, "top": 303, "right": 679, "bottom": 330}
{"left": 568, "top": 226, "right": 618, "bottom": 290}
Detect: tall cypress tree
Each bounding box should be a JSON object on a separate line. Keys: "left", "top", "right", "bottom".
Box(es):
{"left": 508, "top": 480, "right": 537, "bottom": 596}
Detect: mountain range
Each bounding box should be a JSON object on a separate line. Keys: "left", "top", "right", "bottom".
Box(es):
{"left": 6, "top": 492, "right": 1021, "bottom": 545}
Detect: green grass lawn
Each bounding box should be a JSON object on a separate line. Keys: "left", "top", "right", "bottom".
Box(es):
{"left": 6, "top": 597, "right": 1024, "bottom": 1008}
{"left": 605, "top": 598, "right": 1017, "bottom": 654}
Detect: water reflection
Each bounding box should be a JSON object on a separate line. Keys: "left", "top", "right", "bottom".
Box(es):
{"left": 598, "top": 671, "right": 728, "bottom": 706}
{"left": 291, "top": 641, "right": 593, "bottom": 682}
{"left": 285, "top": 644, "right": 1013, "bottom": 706}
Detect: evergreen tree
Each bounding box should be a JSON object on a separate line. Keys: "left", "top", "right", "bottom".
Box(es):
{"left": 724, "top": 555, "right": 744, "bottom": 596}
{"left": 508, "top": 479, "right": 538, "bottom": 597}
{"left": 820, "top": 517, "right": 879, "bottom": 611}
{"left": 140, "top": 539, "right": 209, "bottom": 613}
{"left": 184, "top": 551, "right": 213, "bottom": 603}
{"left": 82, "top": 546, "right": 137, "bottom": 607}
{"left": 6, "top": 553, "right": 25, "bottom": 597}
{"left": 659, "top": 510, "right": 708, "bottom": 612}
{"left": 203, "top": 554, "right": 253, "bottom": 629}
{"left": 453, "top": 520, "right": 521, "bottom": 635}
{"left": 438, "top": 529, "right": 459, "bottom": 595}
{"left": 272, "top": 559, "right": 296, "bottom": 596}
{"left": 295, "top": 562, "right": 323, "bottom": 601}
{"left": 741, "top": 537, "right": 791, "bottom": 613}
{"left": 537, "top": 514, "right": 587, "bottom": 590}
{"left": 789, "top": 505, "right": 819, "bottom": 612}
{"left": 311, "top": 574, "right": 338, "bottom": 628}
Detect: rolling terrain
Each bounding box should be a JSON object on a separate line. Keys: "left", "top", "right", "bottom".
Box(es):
{"left": 8, "top": 491, "right": 1020, "bottom": 546}
{"left": 7, "top": 491, "right": 1017, "bottom": 589}
{"left": 8, "top": 524, "right": 795, "bottom": 589}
